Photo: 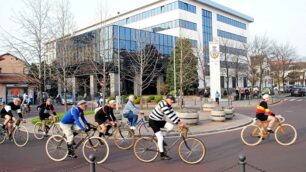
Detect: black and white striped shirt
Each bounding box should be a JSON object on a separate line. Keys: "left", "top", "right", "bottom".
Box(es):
{"left": 149, "top": 100, "right": 180, "bottom": 124}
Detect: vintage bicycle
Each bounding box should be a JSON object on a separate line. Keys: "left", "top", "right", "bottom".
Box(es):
{"left": 45, "top": 126, "right": 109, "bottom": 164}
{"left": 241, "top": 115, "right": 297, "bottom": 146}
{"left": 0, "top": 118, "right": 29, "bottom": 147}
{"left": 33, "top": 116, "right": 63, "bottom": 140}
{"left": 133, "top": 126, "right": 206, "bottom": 164}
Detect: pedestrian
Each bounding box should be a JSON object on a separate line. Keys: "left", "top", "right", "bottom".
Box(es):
{"left": 215, "top": 91, "right": 220, "bottom": 105}
{"left": 235, "top": 88, "right": 239, "bottom": 101}
{"left": 245, "top": 88, "right": 250, "bottom": 100}
{"left": 203, "top": 89, "right": 209, "bottom": 102}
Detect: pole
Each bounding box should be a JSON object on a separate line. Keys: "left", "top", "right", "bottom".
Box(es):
{"left": 173, "top": 36, "right": 176, "bottom": 96}
{"left": 117, "top": 11, "right": 120, "bottom": 111}
{"left": 89, "top": 153, "right": 96, "bottom": 172}
{"left": 239, "top": 154, "right": 246, "bottom": 172}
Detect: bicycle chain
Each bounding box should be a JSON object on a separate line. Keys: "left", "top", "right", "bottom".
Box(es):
{"left": 246, "top": 163, "right": 267, "bottom": 172}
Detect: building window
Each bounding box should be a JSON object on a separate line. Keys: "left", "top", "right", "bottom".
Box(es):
{"left": 217, "top": 29, "right": 247, "bottom": 43}
{"left": 202, "top": 9, "right": 213, "bottom": 65}
{"left": 217, "top": 14, "right": 246, "bottom": 30}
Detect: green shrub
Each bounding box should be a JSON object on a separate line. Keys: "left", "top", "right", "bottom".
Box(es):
{"left": 121, "top": 95, "right": 128, "bottom": 103}
{"left": 169, "top": 90, "right": 176, "bottom": 95}
{"left": 155, "top": 95, "right": 163, "bottom": 102}
{"left": 107, "top": 96, "right": 115, "bottom": 103}
{"left": 147, "top": 95, "right": 155, "bottom": 102}
{"left": 135, "top": 96, "right": 141, "bottom": 104}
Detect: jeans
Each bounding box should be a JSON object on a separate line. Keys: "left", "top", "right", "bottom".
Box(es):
{"left": 123, "top": 112, "right": 138, "bottom": 127}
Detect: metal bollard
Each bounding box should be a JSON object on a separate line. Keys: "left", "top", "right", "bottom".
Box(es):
{"left": 239, "top": 154, "right": 246, "bottom": 172}
{"left": 89, "top": 153, "right": 96, "bottom": 172}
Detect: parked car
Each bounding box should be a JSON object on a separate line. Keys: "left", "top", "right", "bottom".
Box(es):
{"left": 284, "top": 85, "right": 293, "bottom": 93}
{"left": 291, "top": 87, "right": 306, "bottom": 97}
{"left": 56, "top": 93, "right": 74, "bottom": 105}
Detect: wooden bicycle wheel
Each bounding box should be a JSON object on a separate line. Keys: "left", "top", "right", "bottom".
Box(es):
{"left": 241, "top": 124, "right": 263, "bottom": 146}
{"left": 178, "top": 137, "right": 206, "bottom": 164}
{"left": 45, "top": 135, "right": 68, "bottom": 162}
{"left": 113, "top": 127, "right": 135, "bottom": 150}
{"left": 275, "top": 123, "right": 297, "bottom": 146}
{"left": 133, "top": 137, "right": 159, "bottom": 163}
{"left": 13, "top": 126, "right": 29, "bottom": 147}
{"left": 82, "top": 136, "right": 109, "bottom": 164}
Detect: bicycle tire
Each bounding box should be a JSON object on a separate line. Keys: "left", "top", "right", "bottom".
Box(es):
{"left": 52, "top": 123, "right": 63, "bottom": 137}
{"left": 178, "top": 137, "right": 206, "bottom": 164}
{"left": 0, "top": 124, "right": 6, "bottom": 144}
{"left": 33, "top": 122, "right": 45, "bottom": 140}
{"left": 138, "top": 122, "right": 154, "bottom": 137}
{"left": 241, "top": 124, "right": 262, "bottom": 146}
{"left": 113, "top": 127, "right": 135, "bottom": 150}
{"left": 133, "top": 137, "right": 159, "bottom": 163}
{"left": 275, "top": 123, "right": 297, "bottom": 146}
{"left": 13, "top": 126, "right": 29, "bottom": 147}
{"left": 82, "top": 136, "right": 109, "bottom": 164}
{"left": 45, "top": 135, "right": 68, "bottom": 162}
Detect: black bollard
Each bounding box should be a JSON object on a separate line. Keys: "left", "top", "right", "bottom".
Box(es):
{"left": 89, "top": 153, "right": 96, "bottom": 172}
{"left": 239, "top": 154, "right": 246, "bottom": 172}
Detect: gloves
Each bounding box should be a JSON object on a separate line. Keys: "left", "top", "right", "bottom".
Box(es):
{"left": 84, "top": 128, "right": 91, "bottom": 133}
{"left": 86, "top": 123, "right": 92, "bottom": 129}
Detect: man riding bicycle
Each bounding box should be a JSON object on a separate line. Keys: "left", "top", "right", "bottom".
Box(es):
{"left": 123, "top": 95, "right": 140, "bottom": 130}
{"left": 1, "top": 98, "right": 24, "bottom": 137}
{"left": 94, "top": 100, "right": 117, "bottom": 137}
{"left": 60, "top": 100, "right": 91, "bottom": 158}
{"left": 149, "top": 95, "right": 185, "bottom": 160}
{"left": 37, "top": 98, "right": 57, "bottom": 136}
{"left": 256, "top": 94, "right": 276, "bottom": 133}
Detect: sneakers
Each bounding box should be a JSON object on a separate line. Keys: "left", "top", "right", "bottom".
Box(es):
{"left": 104, "top": 132, "right": 112, "bottom": 136}
{"left": 160, "top": 154, "right": 172, "bottom": 160}
{"left": 68, "top": 153, "right": 77, "bottom": 158}
{"left": 267, "top": 129, "right": 274, "bottom": 133}
{"left": 130, "top": 126, "right": 136, "bottom": 130}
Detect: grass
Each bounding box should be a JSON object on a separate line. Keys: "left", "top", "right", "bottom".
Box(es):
{"left": 31, "top": 110, "right": 94, "bottom": 125}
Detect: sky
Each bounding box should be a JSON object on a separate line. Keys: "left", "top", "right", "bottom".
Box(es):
{"left": 0, "top": 0, "right": 306, "bottom": 57}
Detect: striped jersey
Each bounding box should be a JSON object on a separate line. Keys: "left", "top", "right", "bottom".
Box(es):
{"left": 256, "top": 101, "right": 275, "bottom": 116}
{"left": 149, "top": 100, "right": 180, "bottom": 124}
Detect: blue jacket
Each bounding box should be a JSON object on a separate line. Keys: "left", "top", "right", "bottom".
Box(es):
{"left": 61, "top": 106, "right": 88, "bottom": 130}
{"left": 123, "top": 100, "right": 139, "bottom": 115}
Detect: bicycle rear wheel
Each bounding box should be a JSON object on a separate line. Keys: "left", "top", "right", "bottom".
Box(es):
{"left": 138, "top": 122, "right": 154, "bottom": 136}
{"left": 0, "top": 124, "right": 6, "bottom": 144}
{"left": 45, "top": 135, "right": 68, "bottom": 161}
{"left": 113, "top": 127, "right": 135, "bottom": 150}
{"left": 82, "top": 136, "right": 109, "bottom": 164}
{"left": 241, "top": 124, "right": 262, "bottom": 146}
{"left": 52, "top": 123, "right": 63, "bottom": 136}
{"left": 33, "top": 122, "right": 44, "bottom": 140}
{"left": 13, "top": 126, "right": 29, "bottom": 147}
{"left": 178, "top": 137, "right": 206, "bottom": 164}
{"left": 133, "top": 137, "right": 158, "bottom": 163}
{"left": 275, "top": 123, "right": 297, "bottom": 146}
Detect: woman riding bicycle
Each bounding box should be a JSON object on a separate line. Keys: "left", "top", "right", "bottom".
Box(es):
{"left": 123, "top": 95, "right": 140, "bottom": 130}
{"left": 256, "top": 94, "right": 277, "bottom": 133}
{"left": 94, "top": 100, "right": 117, "bottom": 137}
{"left": 37, "top": 98, "right": 57, "bottom": 136}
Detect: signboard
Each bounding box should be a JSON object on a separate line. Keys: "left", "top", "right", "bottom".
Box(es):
{"left": 6, "top": 84, "right": 28, "bottom": 88}
{"left": 209, "top": 42, "right": 221, "bottom": 99}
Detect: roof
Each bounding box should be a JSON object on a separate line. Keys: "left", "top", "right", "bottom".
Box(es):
{"left": 0, "top": 74, "right": 35, "bottom": 84}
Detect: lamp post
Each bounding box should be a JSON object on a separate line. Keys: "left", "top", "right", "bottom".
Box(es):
{"left": 173, "top": 36, "right": 177, "bottom": 96}
{"left": 117, "top": 11, "right": 121, "bottom": 110}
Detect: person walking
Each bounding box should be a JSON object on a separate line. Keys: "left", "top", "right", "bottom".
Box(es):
{"left": 215, "top": 91, "right": 220, "bottom": 105}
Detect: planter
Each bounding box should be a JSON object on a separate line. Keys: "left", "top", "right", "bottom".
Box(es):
{"left": 223, "top": 107, "right": 235, "bottom": 120}
{"left": 177, "top": 110, "right": 199, "bottom": 125}
{"left": 203, "top": 103, "right": 217, "bottom": 112}
{"left": 210, "top": 110, "right": 226, "bottom": 122}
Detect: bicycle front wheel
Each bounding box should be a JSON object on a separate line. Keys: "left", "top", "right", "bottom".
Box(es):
{"left": 113, "top": 128, "right": 135, "bottom": 150}
{"left": 0, "top": 124, "right": 6, "bottom": 144}
{"left": 275, "top": 123, "right": 297, "bottom": 146}
{"left": 241, "top": 125, "right": 262, "bottom": 146}
{"left": 13, "top": 126, "right": 29, "bottom": 147}
{"left": 33, "top": 122, "right": 44, "bottom": 140}
{"left": 138, "top": 122, "right": 154, "bottom": 136}
{"left": 133, "top": 137, "right": 158, "bottom": 163}
{"left": 45, "top": 135, "right": 68, "bottom": 162}
{"left": 178, "top": 137, "right": 206, "bottom": 164}
{"left": 82, "top": 136, "right": 109, "bottom": 164}
{"left": 52, "top": 123, "right": 63, "bottom": 136}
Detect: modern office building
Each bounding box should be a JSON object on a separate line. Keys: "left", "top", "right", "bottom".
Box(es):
{"left": 48, "top": 0, "right": 253, "bottom": 99}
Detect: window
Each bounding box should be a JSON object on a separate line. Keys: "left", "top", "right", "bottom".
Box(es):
{"left": 217, "top": 29, "right": 247, "bottom": 43}
{"left": 217, "top": 14, "right": 246, "bottom": 30}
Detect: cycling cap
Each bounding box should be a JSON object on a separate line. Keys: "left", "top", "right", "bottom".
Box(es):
{"left": 77, "top": 100, "right": 87, "bottom": 106}
{"left": 262, "top": 94, "right": 270, "bottom": 100}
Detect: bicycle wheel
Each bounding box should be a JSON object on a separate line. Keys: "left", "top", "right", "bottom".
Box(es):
{"left": 133, "top": 137, "right": 158, "bottom": 163}
{"left": 275, "top": 123, "right": 297, "bottom": 146}
{"left": 13, "top": 126, "right": 29, "bottom": 147}
{"left": 52, "top": 123, "right": 63, "bottom": 137}
{"left": 113, "top": 127, "right": 135, "bottom": 150}
{"left": 45, "top": 135, "right": 68, "bottom": 161}
{"left": 138, "top": 122, "right": 154, "bottom": 136}
{"left": 33, "top": 122, "right": 44, "bottom": 140}
{"left": 82, "top": 136, "right": 109, "bottom": 164}
{"left": 178, "top": 137, "right": 206, "bottom": 164}
{"left": 0, "top": 124, "right": 6, "bottom": 144}
{"left": 241, "top": 125, "right": 263, "bottom": 146}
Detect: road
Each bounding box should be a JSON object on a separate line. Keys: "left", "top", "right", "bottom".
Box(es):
{"left": 0, "top": 96, "right": 305, "bottom": 172}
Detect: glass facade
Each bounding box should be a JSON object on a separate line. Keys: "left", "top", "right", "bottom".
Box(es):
{"left": 114, "top": 1, "right": 196, "bottom": 26}
{"left": 219, "top": 45, "right": 246, "bottom": 56}
{"left": 202, "top": 9, "right": 213, "bottom": 64}
{"left": 217, "top": 14, "right": 246, "bottom": 30}
{"left": 144, "top": 19, "right": 197, "bottom": 32}
{"left": 217, "top": 29, "right": 247, "bottom": 43}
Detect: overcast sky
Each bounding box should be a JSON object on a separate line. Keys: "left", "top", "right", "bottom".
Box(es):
{"left": 0, "top": 0, "right": 305, "bottom": 57}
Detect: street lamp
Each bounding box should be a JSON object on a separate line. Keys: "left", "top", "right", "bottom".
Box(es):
{"left": 117, "top": 11, "right": 121, "bottom": 110}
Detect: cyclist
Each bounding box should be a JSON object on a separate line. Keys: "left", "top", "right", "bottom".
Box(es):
{"left": 149, "top": 95, "right": 185, "bottom": 160}
{"left": 94, "top": 100, "right": 117, "bottom": 137}
{"left": 123, "top": 95, "right": 139, "bottom": 130}
{"left": 60, "top": 100, "right": 91, "bottom": 158}
{"left": 1, "top": 98, "right": 23, "bottom": 137}
{"left": 37, "top": 98, "right": 57, "bottom": 136}
{"left": 256, "top": 94, "right": 276, "bottom": 133}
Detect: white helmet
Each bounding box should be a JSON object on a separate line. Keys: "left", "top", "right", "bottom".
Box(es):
{"left": 262, "top": 94, "right": 270, "bottom": 100}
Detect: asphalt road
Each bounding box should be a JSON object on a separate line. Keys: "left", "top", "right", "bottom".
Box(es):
{"left": 0, "top": 96, "right": 306, "bottom": 172}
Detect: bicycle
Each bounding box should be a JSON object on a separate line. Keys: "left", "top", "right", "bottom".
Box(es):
{"left": 0, "top": 118, "right": 29, "bottom": 147}
{"left": 133, "top": 126, "right": 206, "bottom": 164}
{"left": 123, "top": 112, "right": 154, "bottom": 136}
{"left": 45, "top": 126, "right": 109, "bottom": 164}
{"left": 241, "top": 115, "right": 297, "bottom": 146}
{"left": 33, "top": 116, "right": 63, "bottom": 140}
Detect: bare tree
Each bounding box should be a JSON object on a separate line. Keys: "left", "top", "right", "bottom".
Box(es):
{"left": 219, "top": 38, "right": 233, "bottom": 96}
{"left": 195, "top": 41, "right": 208, "bottom": 93}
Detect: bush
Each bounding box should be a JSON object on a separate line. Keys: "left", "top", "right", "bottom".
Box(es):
{"left": 135, "top": 96, "right": 141, "bottom": 104}
{"left": 169, "top": 90, "right": 176, "bottom": 95}
{"left": 121, "top": 95, "right": 128, "bottom": 103}
{"left": 155, "top": 95, "right": 163, "bottom": 102}
{"left": 147, "top": 95, "right": 155, "bottom": 102}
{"left": 107, "top": 96, "right": 115, "bottom": 103}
